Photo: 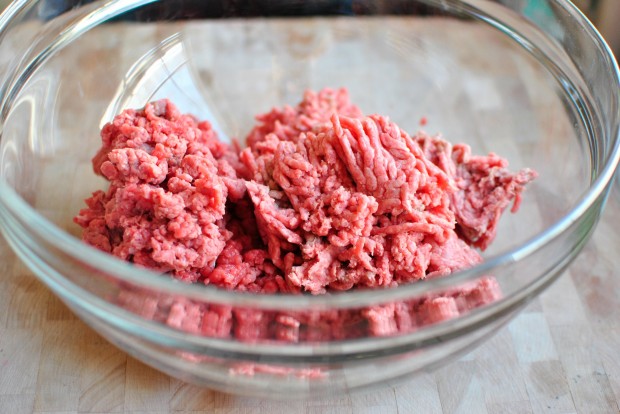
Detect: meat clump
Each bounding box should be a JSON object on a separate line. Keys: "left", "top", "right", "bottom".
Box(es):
{"left": 75, "top": 88, "right": 536, "bottom": 341}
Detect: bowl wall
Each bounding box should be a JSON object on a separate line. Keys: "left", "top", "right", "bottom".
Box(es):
{"left": 0, "top": 0, "right": 618, "bottom": 397}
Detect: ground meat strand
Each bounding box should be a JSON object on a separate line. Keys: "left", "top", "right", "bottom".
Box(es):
{"left": 246, "top": 111, "right": 467, "bottom": 294}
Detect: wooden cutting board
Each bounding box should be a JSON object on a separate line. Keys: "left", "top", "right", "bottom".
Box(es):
{"left": 1, "top": 17, "right": 620, "bottom": 414}
{"left": 3, "top": 194, "right": 619, "bottom": 414}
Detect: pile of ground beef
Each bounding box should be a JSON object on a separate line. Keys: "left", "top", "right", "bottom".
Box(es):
{"left": 75, "top": 88, "right": 536, "bottom": 341}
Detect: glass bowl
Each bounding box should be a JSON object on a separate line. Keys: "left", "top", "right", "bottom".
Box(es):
{"left": 0, "top": 0, "right": 619, "bottom": 399}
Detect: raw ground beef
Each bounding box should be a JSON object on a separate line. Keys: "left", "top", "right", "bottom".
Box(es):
{"left": 75, "top": 88, "right": 536, "bottom": 341}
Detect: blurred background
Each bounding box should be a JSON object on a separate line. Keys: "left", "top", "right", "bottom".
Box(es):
{"left": 573, "top": 0, "right": 620, "bottom": 55}
{"left": 0, "top": 0, "right": 618, "bottom": 56}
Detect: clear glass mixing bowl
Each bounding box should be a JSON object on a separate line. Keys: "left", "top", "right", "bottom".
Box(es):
{"left": 0, "top": 0, "right": 618, "bottom": 398}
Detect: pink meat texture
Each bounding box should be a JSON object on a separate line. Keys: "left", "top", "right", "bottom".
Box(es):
{"left": 75, "top": 88, "right": 536, "bottom": 341}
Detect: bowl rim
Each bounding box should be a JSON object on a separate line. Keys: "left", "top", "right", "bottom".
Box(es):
{"left": 0, "top": 0, "right": 619, "bottom": 310}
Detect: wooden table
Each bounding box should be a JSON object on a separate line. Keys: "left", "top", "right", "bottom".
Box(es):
{"left": 1, "top": 17, "right": 620, "bottom": 413}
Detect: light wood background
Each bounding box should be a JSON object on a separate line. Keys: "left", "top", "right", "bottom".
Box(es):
{"left": 1, "top": 16, "right": 620, "bottom": 413}
{"left": 1, "top": 190, "right": 618, "bottom": 414}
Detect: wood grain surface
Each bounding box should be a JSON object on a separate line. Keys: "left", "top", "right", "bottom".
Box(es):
{"left": 1, "top": 17, "right": 620, "bottom": 413}
{"left": 2, "top": 193, "right": 619, "bottom": 414}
